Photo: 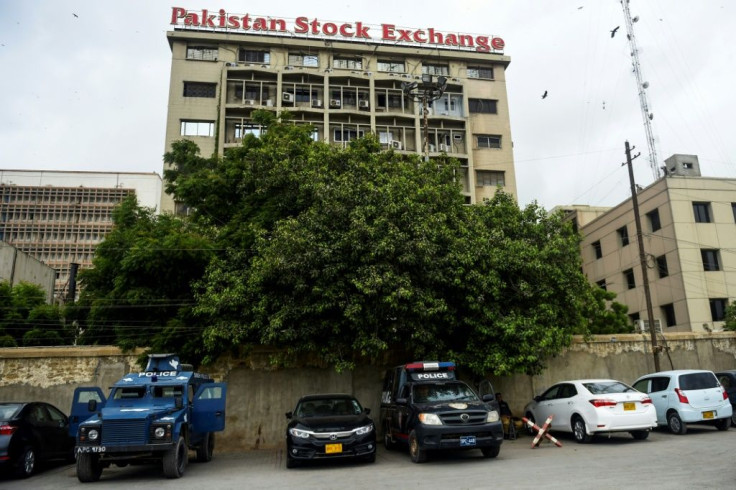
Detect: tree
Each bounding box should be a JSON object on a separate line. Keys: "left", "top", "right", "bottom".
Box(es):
{"left": 724, "top": 303, "right": 736, "bottom": 331}
{"left": 0, "top": 280, "right": 63, "bottom": 345}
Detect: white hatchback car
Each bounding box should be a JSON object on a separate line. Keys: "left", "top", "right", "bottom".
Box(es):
{"left": 523, "top": 379, "right": 657, "bottom": 443}
{"left": 632, "top": 369, "right": 732, "bottom": 434}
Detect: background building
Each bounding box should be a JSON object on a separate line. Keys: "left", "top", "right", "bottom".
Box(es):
{"left": 0, "top": 242, "right": 56, "bottom": 303}
{"left": 163, "top": 13, "right": 516, "bottom": 213}
{"left": 566, "top": 155, "right": 736, "bottom": 333}
{"left": 0, "top": 170, "right": 162, "bottom": 301}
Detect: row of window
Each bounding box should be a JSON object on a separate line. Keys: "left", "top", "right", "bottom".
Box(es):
{"left": 627, "top": 298, "right": 727, "bottom": 326}
{"left": 1, "top": 231, "right": 107, "bottom": 242}
{"left": 0, "top": 212, "right": 113, "bottom": 222}
{"left": 187, "top": 46, "right": 497, "bottom": 80}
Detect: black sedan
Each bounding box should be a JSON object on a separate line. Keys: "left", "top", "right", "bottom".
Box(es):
{"left": 0, "top": 402, "right": 75, "bottom": 478}
{"left": 285, "top": 393, "right": 376, "bottom": 468}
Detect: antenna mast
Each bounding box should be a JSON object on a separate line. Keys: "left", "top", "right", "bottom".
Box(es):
{"left": 621, "top": 0, "right": 661, "bottom": 180}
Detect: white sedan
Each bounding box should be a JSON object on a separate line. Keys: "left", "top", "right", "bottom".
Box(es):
{"left": 523, "top": 379, "right": 657, "bottom": 443}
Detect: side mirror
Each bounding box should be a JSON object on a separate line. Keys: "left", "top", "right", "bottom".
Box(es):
{"left": 395, "top": 397, "right": 408, "bottom": 405}
{"left": 482, "top": 394, "right": 495, "bottom": 402}
{"left": 175, "top": 395, "right": 183, "bottom": 409}
{"left": 87, "top": 399, "right": 97, "bottom": 412}
{"left": 534, "top": 395, "right": 542, "bottom": 403}
{"left": 285, "top": 411, "right": 293, "bottom": 419}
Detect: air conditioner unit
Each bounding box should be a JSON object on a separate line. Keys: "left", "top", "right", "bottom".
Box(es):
{"left": 244, "top": 99, "right": 256, "bottom": 106}
{"left": 312, "top": 99, "right": 323, "bottom": 108}
{"left": 637, "top": 319, "right": 663, "bottom": 333}
{"left": 225, "top": 62, "right": 237, "bottom": 67}
{"left": 439, "top": 144, "right": 449, "bottom": 152}
{"left": 428, "top": 144, "right": 436, "bottom": 152}
{"left": 284, "top": 65, "right": 295, "bottom": 70}
{"left": 282, "top": 92, "right": 294, "bottom": 102}
{"left": 330, "top": 99, "right": 341, "bottom": 108}
{"left": 390, "top": 140, "right": 402, "bottom": 150}
{"left": 359, "top": 100, "right": 370, "bottom": 108}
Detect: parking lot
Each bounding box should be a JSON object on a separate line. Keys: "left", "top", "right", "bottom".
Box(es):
{"left": 2, "top": 426, "right": 734, "bottom": 489}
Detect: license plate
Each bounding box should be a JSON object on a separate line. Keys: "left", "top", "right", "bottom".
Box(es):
{"left": 460, "top": 436, "right": 476, "bottom": 447}
{"left": 703, "top": 411, "right": 715, "bottom": 419}
{"left": 623, "top": 402, "right": 635, "bottom": 411}
{"left": 325, "top": 443, "right": 343, "bottom": 454}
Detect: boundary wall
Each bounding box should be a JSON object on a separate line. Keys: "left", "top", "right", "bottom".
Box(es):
{"left": 1, "top": 332, "right": 735, "bottom": 451}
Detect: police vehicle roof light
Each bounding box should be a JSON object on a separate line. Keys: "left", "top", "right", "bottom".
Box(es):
{"left": 405, "top": 361, "right": 455, "bottom": 371}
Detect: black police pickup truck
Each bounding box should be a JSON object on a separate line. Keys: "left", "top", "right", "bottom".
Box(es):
{"left": 380, "top": 361, "right": 503, "bottom": 463}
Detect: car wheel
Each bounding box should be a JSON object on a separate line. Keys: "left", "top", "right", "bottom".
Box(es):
{"left": 383, "top": 423, "right": 397, "bottom": 450}
{"left": 285, "top": 453, "right": 299, "bottom": 469}
{"left": 481, "top": 446, "right": 500, "bottom": 458}
{"left": 408, "top": 430, "right": 426, "bottom": 463}
{"left": 525, "top": 413, "right": 537, "bottom": 436}
{"left": 715, "top": 417, "right": 730, "bottom": 431}
{"left": 630, "top": 430, "right": 649, "bottom": 440}
{"left": 364, "top": 451, "right": 376, "bottom": 463}
{"left": 196, "top": 432, "right": 214, "bottom": 462}
{"left": 731, "top": 411, "right": 736, "bottom": 427}
{"left": 14, "top": 446, "right": 36, "bottom": 478}
{"left": 667, "top": 412, "right": 687, "bottom": 435}
{"left": 572, "top": 415, "right": 592, "bottom": 443}
{"left": 163, "top": 436, "right": 188, "bottom": 478}
{"left": 76, "top": 453, "right": 103, "bottom": 482}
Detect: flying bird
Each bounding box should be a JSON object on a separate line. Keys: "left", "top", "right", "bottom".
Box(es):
{"left": 610, "top": 26, "right": 620, "bottom": 38}
{"left": 73, "top": 13, "right": 78, "bottom": 18}
{"left": 577, "top": 6, "right": 584, "bottom": 9}
{"left": 541, "top": 90, "right": 548, "bottom": 99}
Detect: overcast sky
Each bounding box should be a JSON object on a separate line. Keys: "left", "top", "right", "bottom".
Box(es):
{"left": 1, "top": 1, "right": 733, "bottom": 210}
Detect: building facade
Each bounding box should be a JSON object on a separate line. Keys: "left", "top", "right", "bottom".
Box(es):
{"left": 0, "top": 170, "right": 162, "bottom": 301}
{"left": 0, "top": 242, "right": 56, "bottom": 303}
{"left": 163, "top": 10, "right": 516, "bottom": 213}
{"left": 566, "top": 155, "right": 736, "bottom": 333}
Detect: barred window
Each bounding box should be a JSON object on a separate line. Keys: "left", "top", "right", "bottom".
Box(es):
{"left": 333, "top": 57, "right": 362, "bottom": 70}
{"left": 422, "top": 63, "right": 449, "bottom": 76}
{"left": 377, "top": 60, "right": 405, "bottom": 73}
{"left": 239, "top": 49, "right": 270, "bottom": 64}
{"left": 183, "top": 82, "right": 217, "bottom": 98}
{"left": 467, "top": 66, "right": 494, "bottom": 79}
{"left": 469, "top": 98, "right": 498, "bottom": 114}
{"left": 477, "top": 135, "right": 501, "bottom": 149}
{"left": 288, "top": 53, "right": 319, "bottom": 67}
{"left": 186, "top": 46, "right": 218, "bottom": 61}
{"left": 476, "top": 170, "right": 505, "bottom": 187}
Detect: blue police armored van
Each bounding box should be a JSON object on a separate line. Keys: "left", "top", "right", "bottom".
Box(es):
{"left": 69, "top": 353, "right": 227, "bottom": 482}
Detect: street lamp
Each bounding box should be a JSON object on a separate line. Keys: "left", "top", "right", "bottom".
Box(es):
{"left": 402, "top": 74, "right": 448, "bottom": 161}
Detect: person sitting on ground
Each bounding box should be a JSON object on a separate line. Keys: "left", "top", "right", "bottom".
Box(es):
{"left": 497, "top": 392, "right": 513, "bottom": 437}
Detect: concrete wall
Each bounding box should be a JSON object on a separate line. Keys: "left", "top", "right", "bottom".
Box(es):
{"left": 0, "top": 242, "right": 56, "bottom": 303}
{"left": 1, "top": 332, "right": 735, "bottom": 451}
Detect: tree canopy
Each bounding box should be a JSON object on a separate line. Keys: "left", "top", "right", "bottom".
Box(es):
{"left": 76, "top": 112, "right": 629, "bottom": 375}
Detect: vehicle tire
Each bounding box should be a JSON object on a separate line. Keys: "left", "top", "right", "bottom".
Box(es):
{"left": 572, "top": 415, "right": 592, "bottom": 443}
{"left": 731, "top": 411, "right": 736, "bottom": 428}
{"left": 364, "top": 451, "right": 376, "bottom": 463}
{"left": 196, "top": 432, "right": 214, "bottom": 462}
{"left": 76, "top": 453, "right": 103, "bottom": 482}
{"left": 715, "top": 417, "right": 730, "bottom": 431}
{"left": 630, "top": 430, "right": 649, "bottom": 440}
{"left": 481, "top": 445, "right": 500, "bottom": 458}
{"left": 667, "top": 411, "right": 687, "bottom": 435}
{"left": 14, "top": 446, "right": 36, "bottom": 479}
{"left": 285, "top": 453, "right": 299, "bottom": 469}
{"left": 525, "top": 413, "right": 537, "bottom": 436}
{"left": 163, "top": 436, "right": 188, "bottom": 478}
{"left": 408, "top": 430, "right": 426, "bottom": 464}
{"left": 383, "top": 423, "right": 397, "bottom": 450}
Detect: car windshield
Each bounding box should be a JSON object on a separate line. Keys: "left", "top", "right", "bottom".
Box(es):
{"left": 0, "top": 403, "right": 22, "bottom": 420}
{"left": 412, "top": 382, "right": 479, "bottom": 403}
{"left": 296, "top": 398, "right": 362, "bottom": 417}
{"left": 583, "top": 381, "right": 636, "bottom": 394}
{"left": 679, "top": 372, "right": 718, "bottom": 390}
{"left": 152, "top": 385, "right": 184, "bottom": 398}
{"left": 112, "top": 386, "right": 147, "bottom": 400}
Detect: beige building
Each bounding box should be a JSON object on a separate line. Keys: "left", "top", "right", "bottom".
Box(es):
{"left": 163, "top": 11, "right": 516, "bottom": 213}
{"left": 562, "top": 155, "right": 736, "bottom": 333}
{"left": 0, "top": 170, "right": 162, "bottom": 301}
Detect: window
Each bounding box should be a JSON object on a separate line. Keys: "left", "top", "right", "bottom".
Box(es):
{"left": 183, "top": 82, "right": 217, "bottom": 98}
{"left": 624, "top": 268, "right": 636, "bottom": 289}
{"left": 239, "top": 49, "right": 270, "bottom": 64}
{"left": 377, "top": 60, "right": 405, "bottom": 73}
{"left": 732, "top": 202, "right": 736, "bottom": 223}
{"left": 656, "top": 255, "right": 669, "bottom": 278}
{"left": 646, "top": 209, "right": 661, "bottom": 232}
{"left": 629, "top": 312, "right": 640, "bottom": 325}
{"left": 422, "top": 63, "right": 449, "bottom": 76}
{"left": 617, "top": 226, "right": 629, "bottom": 247}
{"left": 288, "top": 53, "right": 318, "bottom": 67}
{"left": 596, "top": 279, "right": 607, "bottom": 291}
{"left": 692, "top": 202, "right": 712, "bottom": 223}
{"left": 468, "top": 98, "right": 498, "bottom": 114}
{"left": 333, "top": 57, "right": 362, "bottom": 70}
{"left": 333, "top": 128, "right": 364, "bottom": 142}
{"left": 186, "top": 46, "right": 218, "bottom": 61}
{"left": 592, "top": 240, "right": 602, "bottom": 259}
{"left": 234, "top": 124, "right": 262, "bottom": 139}
{"left": 476, "top": 170, "right": 505, "bottom": 187}
{"left": 477, "top": 135, "right": 501, "bottom": 149}
{"left": 467, "top": 66, "right": 494, "bottom": 79}
{"left": 701, "top": 249, "right": 721, "bottom": 271}
{"left": 180, "top": 120, "right": 214, "bottom": 137}
{"left": 710, "top": 298, "right": 728, "bottom": 321}
{"left": 661, "top": 303, "right": 676, "bottom": 327}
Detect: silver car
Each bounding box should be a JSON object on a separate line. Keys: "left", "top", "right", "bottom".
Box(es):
{"left": 632, "top": 369, "right": 732, "bottom": 434}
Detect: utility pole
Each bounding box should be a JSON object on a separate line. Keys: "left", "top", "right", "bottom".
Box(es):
{"left": 624, "top": 141, "right": 661, "bottom": 371}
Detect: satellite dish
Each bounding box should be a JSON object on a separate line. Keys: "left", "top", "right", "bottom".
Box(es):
{"left": 642, "top": 81, "right": 649, "bottom": 89}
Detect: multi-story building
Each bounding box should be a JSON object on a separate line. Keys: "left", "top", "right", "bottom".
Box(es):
{"left": 563, "top": 155, "right": 736, "bottom": 333}
{"left": 0, "top": 170, "right": 162, "bottom": 301}
{"left": 163, "top": 9, "right": 516, "bottom": 213}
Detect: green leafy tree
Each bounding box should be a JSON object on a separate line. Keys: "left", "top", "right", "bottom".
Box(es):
{"left": 0, "top": 280, "right": 55, "bottom": 345}
{"left": 724, "top": 302, "right": 736, "bottom": 331}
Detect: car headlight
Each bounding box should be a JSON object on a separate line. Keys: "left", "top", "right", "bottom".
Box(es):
{"left": 289, "top": 428, "right": 311, "bottom": 439}
{"left": 418, "top": 413, "right": 443, "bottom": 425}
{"left": 154, "top": 427, "right": 167, "bottom": 439}
{"left": 87, "top": 429, "right": 99, "bottom": 441}
{"left": 354, "top": 424, "right": 374, "bottom": 435}
{"left": 80, "top": 426, "right": 101, "bottom": 443}
{"left": 486, "top": 410, "right": 499, "bottom": 423}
